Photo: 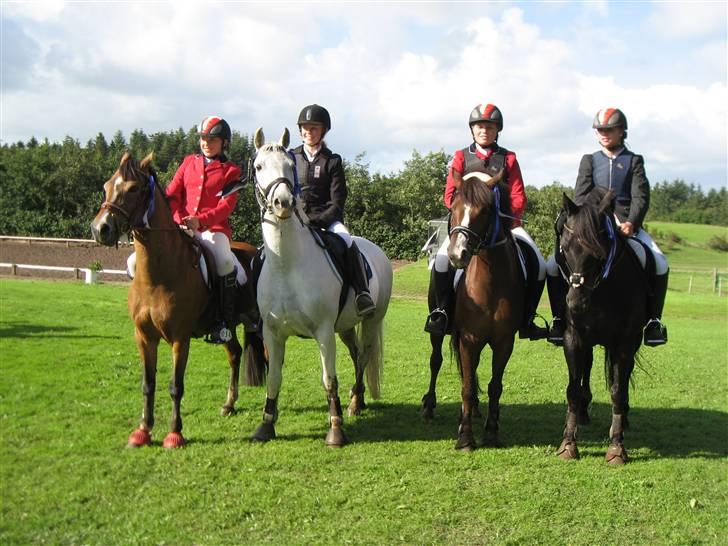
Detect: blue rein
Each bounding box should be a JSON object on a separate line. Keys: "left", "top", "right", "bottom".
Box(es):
{"left": 601, "top": 215, "right": 617, "bottom": 279}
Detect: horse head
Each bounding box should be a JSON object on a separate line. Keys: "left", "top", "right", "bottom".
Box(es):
{"left": 559, "top": 188, "right": 616, "bottom": 316}
{"left": 91, "top": 152, "right": 156, "bottom": 246}
{"left": 447, "top": 169, "right": 507, "bottom": 268}
{"left": 252, "top": 127, "right": 296, "bottom": 220}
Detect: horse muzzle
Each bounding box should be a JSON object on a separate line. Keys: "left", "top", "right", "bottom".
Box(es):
{"left": 448, "top": 234, "right": 471, "bottom": 268}
{"left": 90, "top": 212, "right": 120, "bottom": 247}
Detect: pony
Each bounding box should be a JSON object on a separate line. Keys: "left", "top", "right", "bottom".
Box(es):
{"left": 555, "top": 187, "right": 647, "bottom": 464}
{"left": 90, "top": 152, "right": 266, "bottom": 448}
{"left": 249, "top": 128, "right": 393, "bottom": 447}
{"left": 423, "top": 169, "right": 524, "bottom": 451}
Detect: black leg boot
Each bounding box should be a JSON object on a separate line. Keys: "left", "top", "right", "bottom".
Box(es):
{"left": 644, "top": 270, "right": 669, "bottom": 346}
{"left": 207, "top": 272, "right": 237, "bottom": 344}
{"left": 519, "top": 277, "right": 548, "bottom": 340}
{"left": 424, "top": 268, "right": 455, "bottom": 335}
{"left": 348, "top": 242, "right": 376, "bottom": 317}
{"left": 547, "top": 274, "right": 567, "bottom": 346}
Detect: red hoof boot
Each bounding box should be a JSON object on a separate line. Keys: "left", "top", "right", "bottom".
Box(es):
{"left": 127, "top": 428, "right": 152, "bottom": 448}
{"left": 162, "top": 432, "right": 186, "bottom": 449}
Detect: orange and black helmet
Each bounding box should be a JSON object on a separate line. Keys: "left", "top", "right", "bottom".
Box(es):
{"left": 468, "top": 103, "right": 503, "bottom": 131}
{"left": 198, "top": 115, "right": 232, "bottom": 141}
{"left": 592, "top": 108, "right": 628, "bottom": 130}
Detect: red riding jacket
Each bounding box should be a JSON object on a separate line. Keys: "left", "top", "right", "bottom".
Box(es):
{"left": 444, "top": 144, "right": 526, "bottom": 227}
{"left": 166, "top": 154, "right": 241, "bottom": 238}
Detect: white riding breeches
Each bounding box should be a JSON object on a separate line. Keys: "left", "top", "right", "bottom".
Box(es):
{"left": 200, "top": 230, "right": 235, "bottom": 276}
{"left": 328, "top": 221, "right": 353, "bottom": 248}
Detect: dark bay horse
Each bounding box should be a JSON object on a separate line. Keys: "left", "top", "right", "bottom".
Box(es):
{"left": 424, "top": 169, "right": 524, "bottom": 451}
{"left": 91, "top": 152, "right": 266, "bottom": 448}
{"left": 556, "top": 187, "right": 647, "bottom": 464}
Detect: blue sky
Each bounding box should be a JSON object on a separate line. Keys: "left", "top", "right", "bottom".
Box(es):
{"left": 1, "top": 1, "right": 726, "bottom": 190}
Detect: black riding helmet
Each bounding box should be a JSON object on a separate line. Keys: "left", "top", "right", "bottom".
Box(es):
{"left": 297, "top": 104, "right": 331, "bottom": 132}
{"left": 198, "top": 115, "right": 232, "bottom": 143}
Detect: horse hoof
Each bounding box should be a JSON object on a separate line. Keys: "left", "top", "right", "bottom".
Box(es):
{"left": 347, "top": 396, "right": 363, "bottom": 417}
{"left": 481, "top": 432, "right": 501, "bottom": 448}
{"left": 421, "top": 406, "right": 435, "bottom": 421}
{"left": 605, "top": 444, "right": 629, "bottom": 465}
{"left": 127, "top": 428, "right": 151, "bottom": 448}
{"left": 455, "top": 434, "right": 476, "bottom": 452}
{"left": 325, "top": 427, "right": 348, "bottom": 448}
{"left": 251, "top": 422, "right": 276, "bottom": 443}
{"left": 162, "top": 432, "right": 186, "bottom": 449}
{"left": 220, "top": 405, "right": 236, "bottom": 417}
{"left": 556, "top": 440, "right": 579, "bottom": 460}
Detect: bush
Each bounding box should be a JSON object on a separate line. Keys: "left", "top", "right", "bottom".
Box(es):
{"left": 707, "top": 235, "right": 728, "bottom": 252}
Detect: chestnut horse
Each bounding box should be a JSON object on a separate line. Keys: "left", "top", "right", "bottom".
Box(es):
{"left": 91, "top": 152, "right": 265, "bottom": 448}
{"left": 555, "top": 188, "right": 647, "bottom": 464}
{"left": 430, "top": 169, "right": 523, "bottom": 451}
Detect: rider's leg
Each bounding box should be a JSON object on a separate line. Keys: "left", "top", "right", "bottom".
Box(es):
{"left": 330, "top": 222, "right": 376, "bottom": 317}
{"left": 424, "top": 239, "right": 454, "bottom": 335}
{"left": 546, "top": 256, "right": 567, "bottom": 346}
{"left": 635, "top": 229, "right": 669, "bottom": 346}
{"left": 512, "top": 227, "right": 548, "bottom": 340}
{"left": 202, "top": 231, "right": 237, "bottom": 343}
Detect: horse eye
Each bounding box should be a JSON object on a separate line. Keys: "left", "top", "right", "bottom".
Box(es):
{"left": 255, "top": 164, "right": 262, "bottom": 171}
{"left": 127, "top": 184, "right": 139, "bottom": 193}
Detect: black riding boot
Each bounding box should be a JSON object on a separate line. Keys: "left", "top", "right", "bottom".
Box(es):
{"left": 547, "top": 274, "right": 567, "bottom": 346}
{"left": 644, "top": 270, "right": 669, "bottom": 346}
{"left": 519, "top": 277, "right": 548, "bottom": 340}
{"left": 207, "top": 272, "right": 237, "bottom": 344}
{"left": 424, "top": 268, "right": 455, "bottom": 336}
{"left": 348, "top": 242, "right": 376, "bottom": 317}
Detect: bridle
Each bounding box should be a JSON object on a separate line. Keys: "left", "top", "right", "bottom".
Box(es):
{"left": 252, "top": 150, "right": 300, "bottom": 218}
{"left": 99, "top": 173, "right": 158, "bottom": 235}
{"left": 449, "top": 184, "right": 508, "bottom": 254}
{"left": 557, "top": 214, "right": 617, "bottom": 291}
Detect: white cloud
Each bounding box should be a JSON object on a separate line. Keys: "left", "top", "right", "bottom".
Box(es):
{"left": 648, "top": 1, "right": 727, "bottom": 37}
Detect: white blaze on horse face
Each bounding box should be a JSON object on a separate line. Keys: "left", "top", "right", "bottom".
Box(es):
{"left": 451, "top": 204, "right": 472, "bottom": 259}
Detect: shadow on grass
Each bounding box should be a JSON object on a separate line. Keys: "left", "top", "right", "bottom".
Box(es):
{"left": 0, "top": 321, "right": 120, "bottom": 339}
{"left": 341, "top": 401, "right": 728, "bottom": 459}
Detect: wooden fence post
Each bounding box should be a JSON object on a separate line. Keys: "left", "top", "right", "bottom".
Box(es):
{"left": 713, "top": 268, "right": 718, "bottom": 294}
{"left": 688, "top": 276, "right": 693, "bottom": 294}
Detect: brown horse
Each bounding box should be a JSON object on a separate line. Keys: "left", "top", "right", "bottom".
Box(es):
{"left": 91, "top": 152, "right": 266, "bottom": 448}
{"left": 440, "top": 169, "right": 524, "bottom": 451}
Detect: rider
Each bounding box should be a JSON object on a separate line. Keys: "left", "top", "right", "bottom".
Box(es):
{"left": 166, "top": 115, "right": 244, "bottom": 343}
{"left": 424, "top": 103, "right": 548, "bottom": 340}
{"left": 290, "top": 104, "right": 376, "bottom": 317}
{"left": 545, "top": 107, "right": 669, "bottom": 347}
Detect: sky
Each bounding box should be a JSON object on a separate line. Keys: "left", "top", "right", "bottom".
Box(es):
{"left": 1, "top": 0, "right": 726, "bottom": 190}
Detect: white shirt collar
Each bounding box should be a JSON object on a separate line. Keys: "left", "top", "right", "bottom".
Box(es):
{"left": 304, "top": 143, "right": 322, "bottom": 161}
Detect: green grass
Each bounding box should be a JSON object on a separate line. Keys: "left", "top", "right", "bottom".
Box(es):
{"left": 1, "top": 274, "right": 726, "bottom": 545}
{"left": 645, "top": 221, "right": 728, "bottom": 247}
{"left": 645, "top": 221, "right": 728, "bottom": 273}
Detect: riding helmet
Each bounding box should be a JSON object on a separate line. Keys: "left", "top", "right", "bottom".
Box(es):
{"left": 198, "top": 115, "right": 232, "bottom": 141}
{"left": 468, "top": 103, "right": 503, "bottom": 131}
{"left": 592, "top": 108, "right": 628, "bottom": 130}
{"left": 297, "top": 104, "right": 331, "bottom": 132}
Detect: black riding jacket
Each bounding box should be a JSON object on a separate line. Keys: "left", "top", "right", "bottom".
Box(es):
{"left": 290, "top": 144, "right": 347, "bottom": 229}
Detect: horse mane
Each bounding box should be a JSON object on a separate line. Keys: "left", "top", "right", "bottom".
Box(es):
{"left": 569, "top": 188, "right": 614, "bottom": 260}
{"left": 258, "top": 142, "right": 288, "bottom": 154}
{"left": 458, "top": 173, "right": 513, "bottom": 231}
{"left": 119, "top": 152, "right": 169, "bottom": 207}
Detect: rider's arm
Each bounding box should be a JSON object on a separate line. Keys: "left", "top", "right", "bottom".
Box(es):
{"left": 627, "top": 154, "right": 650, "bottom": 231}
{"left": 506, "top": 152, "right": 525, "bottom": 228}
{"left": 573, "top": 154, "right": 594, "bottom": 205}
{"left": 196, "top": 164, "right": 240, "bottom": 230}
{"left": 444, "top": 150, "right": 465, "bottom": 209}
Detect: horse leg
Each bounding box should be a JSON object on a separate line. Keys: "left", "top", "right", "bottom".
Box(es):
{"left": 455, "top": 335, "right": 482, "bottom": 452}
{"left": 482, "top": 338, "right": 515, "bottom": 448}
{"left": 605, "top": 352, "right": 634, "bottom": 465}
{"left": 422, "top": 332, "right": 444, "bottom": 420}
{"left": 557, "top": 340, "right": 591, "bottom": 460}
{"left": 251, "top": 327, "right": 284, "bottom": 442}
{"left": 339, "top": 328, "right": 364, "bottom": 416}
{"left": 577, "top": 350, "right": 593, "bottom": 425}
{"left": 221, "top": 331, "right": 243, "bottom": 416}
{"left": 319, "top": 330, "right": 347, "bottom": 447}
{"left": 162, "top": 339, "right": 190, "bottom": 448}
{"left": 128, "top": 329, "right": 158, "bottom": 448}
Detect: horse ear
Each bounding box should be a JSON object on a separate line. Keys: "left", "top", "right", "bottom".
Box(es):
{"left": 597, "top": 189, "right": 616, "bottom": 216}
{"left": 254, "top": 127, "right": 265, "bottom": 150}
{"left": 140, "top": 152, "right": 154, "bottom": 169}
{"left": 280, "top": 128, "right": 290, "bottom": 149}
{"left": 563, "top": 193, "right": 579, "bottom": 216}
{"left": 119, "top": 151, "right": 130, "bottom": 167}
{"left": 487, "top": 169, "right": 505, "bottom": 187}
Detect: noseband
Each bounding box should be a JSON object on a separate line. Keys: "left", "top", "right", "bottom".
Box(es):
{"left": 252, "top": 150, "right": 300, "bottom": 216}
{"left": 449, "top": 184, "right": 506, "bottom": 253}
{"left": 558, "top": 215, "right": 617, "bottom": 290}
{"left": 100, "top": 174, "right": 157, "bottom": 233}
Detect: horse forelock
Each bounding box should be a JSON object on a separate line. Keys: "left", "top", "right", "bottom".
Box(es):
{"left": 568, "top": 204, "right": 608, "bottom": 260}
{"left": 456, "top": 176, "right": 512, "bottom": 228}
{"left": 119, "top": 155, "right": 152, "bottom": 183}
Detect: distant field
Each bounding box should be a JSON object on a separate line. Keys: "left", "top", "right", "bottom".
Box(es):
{"left": 644, "top": 221, "right": 728, "bottom": 273}
{"left": 645, "top": 221, "right": 728, "bottom": 247}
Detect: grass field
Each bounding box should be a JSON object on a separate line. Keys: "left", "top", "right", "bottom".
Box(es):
{"left": 1, "top": 263, "right": 726, "bottom": 545}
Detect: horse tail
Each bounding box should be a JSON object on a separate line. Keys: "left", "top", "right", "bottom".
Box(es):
{"left": 243, "top": 332, "right": 268, "bottom": 387}
{"left": 360, "top": 318, "right": 384, "bottom": 400}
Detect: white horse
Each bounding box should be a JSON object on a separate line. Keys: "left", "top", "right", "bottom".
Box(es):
{"left": 250, "top": 128, "right": 393, "bottom": 447}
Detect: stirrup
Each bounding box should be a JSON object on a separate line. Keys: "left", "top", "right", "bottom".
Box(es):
{"left": 355, "top": 291, "right": 376, "bottom": 317}
{"left": 424, "top": 308, "right": 448, "bottom": 335}
{"left": 519, "top": 321, "right": 549, "bottom": 341}
{"left": 643, "top": 319, "right": 667, "bottom": 347}
{"left": 547, "top": 317, "right": 565, "bottom": 346}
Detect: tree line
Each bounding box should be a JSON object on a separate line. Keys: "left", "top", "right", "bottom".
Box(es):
{"left": 1, "top": 129, "right": 725, "bottom": 259}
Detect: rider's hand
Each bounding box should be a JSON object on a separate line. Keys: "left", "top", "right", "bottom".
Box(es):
{"left": 182, "top": 216, "right": 201, "bottom": 231}
{"left": 619, "top": 221, "right": 634, "bottom": 237}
